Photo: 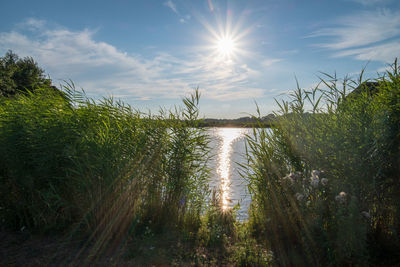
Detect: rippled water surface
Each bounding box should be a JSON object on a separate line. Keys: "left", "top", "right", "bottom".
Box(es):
{"left": 207, "top": 127, "right": 252, "bottom": 220}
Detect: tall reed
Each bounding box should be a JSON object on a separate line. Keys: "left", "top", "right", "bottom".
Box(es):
{"left": 244, "top": 59, "right": 400, "bottom": 265}
{"left": 0, "top": 85, "right": 210, "bottom": 253}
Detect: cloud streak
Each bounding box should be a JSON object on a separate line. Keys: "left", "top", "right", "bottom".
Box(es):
{"left": 333, "top": 40, "right": 400, "bottom": 62}
{"left": 310, "top": 9, "right": 400, "bottom": 62}
{"left": 349, "top": 0, "right": 391, "bottom": 6}
{"left": 261, "top": 58, "right": 282, "bottom": 67}
{"left": 163, "top": 1, "right": 191, "bottom": 23}
{"left": 310, "top": 9, "right": 400, "bottom": 49}
{"left": 164, "top": 0, "right": 178, "bottom": 14}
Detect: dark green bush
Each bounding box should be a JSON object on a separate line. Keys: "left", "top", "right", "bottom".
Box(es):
{"left": 0, "top": 50, "right": 57, "bottom": 97}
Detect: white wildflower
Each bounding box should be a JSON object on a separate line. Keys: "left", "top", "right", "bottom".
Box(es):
{"left": 335, "top": 191, "right": 347, "bottom": 203}
{"left": 321, "top": 178, "right": 328, "bottom": 186}
{"left": 311, "top": 170, "right": 321, "bottom": 179}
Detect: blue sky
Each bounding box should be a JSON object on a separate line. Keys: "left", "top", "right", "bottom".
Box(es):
{"left": 1, "top": 0, "right": 399, "bottom": 118}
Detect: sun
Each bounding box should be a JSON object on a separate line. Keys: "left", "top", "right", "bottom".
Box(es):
{"left": 216, "top": 36, "right": 236, "bottom": 58}
{"left": 199, "top": 8, "right": 251, "bottom": 63}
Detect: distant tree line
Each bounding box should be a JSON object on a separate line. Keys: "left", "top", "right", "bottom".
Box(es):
{"left": 199, "top": 114, "right": 276, "bottom": 128}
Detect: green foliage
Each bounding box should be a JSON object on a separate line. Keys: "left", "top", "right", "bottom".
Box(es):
{"left": 0, "top": 84, "right": 210, "bottom": 255}
{"left": 198, "top": 190, "right": 236, "bottom": 248}
{"left": 0, "top": 50, "right": 54, "bottom": 97}
{"left": 244, "top": 59, "right": 400, "bottom": 265}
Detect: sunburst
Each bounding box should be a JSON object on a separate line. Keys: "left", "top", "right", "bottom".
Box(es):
{"left": 199, "top": 9, "right": 251, "bottom": 63}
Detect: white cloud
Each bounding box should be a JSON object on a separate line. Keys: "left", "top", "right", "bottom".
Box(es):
{"left": 0, "top": 19, "right": 261, "bottom": 101}
{"left": 19, "top": 18, "right": 46, "bottom": 30}
{"left": 310, "top": 9, "right": 400, "bottom": 62}
{"left": 0, "top": 28, "right": 150, "bottom": 79}
{"left": 164, "top": 0, "right": 178, "bottom": 14}
{"left": 333, "top": 41, "right": 400, "bottom": 62}
{"left": 310, "top": 9, "right": 400, "bottom": 50}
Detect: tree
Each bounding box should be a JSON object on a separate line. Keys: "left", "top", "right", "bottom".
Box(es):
{"left": 0, "top": 50, "right": 54, "bottom": 97}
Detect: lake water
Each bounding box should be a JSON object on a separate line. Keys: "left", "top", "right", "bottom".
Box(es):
{"left": 207, "top": 127, "right": 253, "bottom": 221}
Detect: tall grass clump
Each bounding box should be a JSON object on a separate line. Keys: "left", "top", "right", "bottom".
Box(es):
{"left": 244, "top": 59, "right": 400, "bottom": 265}
{"left": 0, "top": 85, "right": 210, "bottom": 252}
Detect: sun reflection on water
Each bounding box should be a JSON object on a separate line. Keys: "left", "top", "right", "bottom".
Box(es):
{"left": 215, "top": 128, "right": 247, "bottom": 210}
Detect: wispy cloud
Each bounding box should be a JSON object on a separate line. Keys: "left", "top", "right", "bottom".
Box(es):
{"left": 279, "top": 49, "right": 299, "bottom": 55}
{"left": 163, "top": 1, "right": 191, "bottom": 23}
{"left": 310, "top": 9, "right": 400, "bottom": 62}
{"left": 333, "top": 40, "right": 400, "bottom": 62}
{"left": 310, "top": 9, "right": 400, "bottom": 49}
{"left": 261, "top": 58, "right": 282, "bottom": 67}
{"left": 19, "top": 18, "right": 46, "bottom": 30}
{"left": 349, "top": 0, "right": 392, "bottom": 6}
{"left": 0, "top": 19, "right": 262, "bottom": 101}
{"left": 164, "top": 0, "right": 178, "bottom": 14}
